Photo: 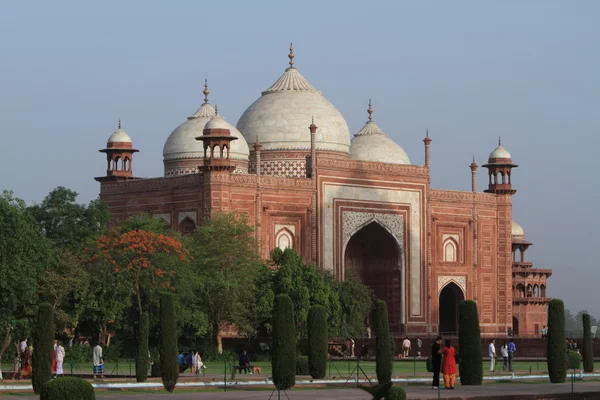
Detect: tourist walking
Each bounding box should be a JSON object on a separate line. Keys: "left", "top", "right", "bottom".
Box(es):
{"left": 541, "top": 325, "right": 547, "bottom": 338}
{"left": 439, "top": 339, "right": 457, "bottom": 389}
{"left": 501, "top": 342, "right": 509, "bottom": 370}
{"left": 92, "top": 342, "right": 104, "bottom": 379}
{"left": 55, "top": 340, "right": 65, "bottom": 377}
{"left": 507, "top": 339, "right": 516, "bottom": 372}
{"left": 402, "top": 337, "right": 411, "bottom": 358}
{"left": 488, "top": 339, "right": 496, "bottom": 372}
{"left": 431, "top": 336, "right": 443, "bottom": 389}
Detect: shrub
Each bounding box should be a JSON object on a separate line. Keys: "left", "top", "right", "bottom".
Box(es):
{"left": 568, "top": 351, "right": 582, "bottom": 370}
{"left": 136, "top": 312, "right": 150, "bottom": 382}
{"left": 386, "top": 386, "right": 407, "bottom": 400}
{"left": 296, "top": 355, "right": 309, "bottom": 375}
{"left": 374, "top": 300, "right": 392, "bottom": 384}
{"left": 582, "top": 313, "right": 594, "bottom": 373}
{"left": 547, "top": 299, "right": 567, "bottom": 383}
{"left": 458, "top": 300, "right": 483, "bottom": 385}
{"left": 272, "top": 294, "right": 296, "bottom": 390}
{"left": 40, "top": 377, "right": 95, "bottom": 400}
{"left": 359, "top": 382, "right": 405, "bottom": 400}
{"left": 64, "top": 344, "right": 91, "bottom": 364}
{"left": 159, "top": 293, "right": 179, "bottom": 392}
{"left": 425, "top": 356, "right": 433, "bottom": 373}
{"left": 307, "top": 305, "right": 328, "bottom": 379}
{"left": 32, "top": 303, "right": 54, "bottom": 394}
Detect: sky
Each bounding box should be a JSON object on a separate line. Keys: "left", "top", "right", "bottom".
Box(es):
{"left": 1, "top": 1, "right": 598, "bottom": 318}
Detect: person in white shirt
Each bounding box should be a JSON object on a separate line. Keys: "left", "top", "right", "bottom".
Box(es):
{"left": 488, "top": 340, "right": 496, "bottom": 372}
{"left": 93, "top": 343, "right": 104, "bottom": 379}
{"left": 402, "top": 338, "right": 411, "bottom": 358}
{"left": 194, "top": 351, "right": 207, "bottom": 376}
{"left": 55, "top": 340, "right": 65, "bottom": 377}
{"left": 500, "top": 342, "right": 509, "bottom": 371}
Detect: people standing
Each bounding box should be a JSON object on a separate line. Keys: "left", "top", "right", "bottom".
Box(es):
{"left": 52, "top": 340, "right": 57, "bottom": 375}
{"left": 366, "top": 325, "right": 372, "bottom": 339}
{"left": 55, "top": 340, "right": 65, "bottom": 378}
{"left": 541, "top": 325, "right": 547, "bottom": 338}
{"left": 431, "top": 336, "right": 443, "bottom": 389}
{"left": 417, "top": 337, "right": 423, "bottom": 358}
{"left": 350, "top": 338, "right": 355, "bottom": 357}
{"left": 488, "top": 339, "right": 496, "bottom": 372}
{"left": 185, "top": 352, "right": 194, "bottom": 374}
{"left": 507, "top": 339, "right": 516, "bottom": 372}
{"left": 92, "top": 342, "right": 104, "bottom": 379}
{"left": 402, "top": 337, "right": 411, "bottom": 358}
{"left": 439, "top": 339, "right": 457, "bottom": 389}
{"left": 239, "top": 350, "right": 252, "bottom": 374}
{"left": 501, "top": 342, "right": 509, "bottom": 371}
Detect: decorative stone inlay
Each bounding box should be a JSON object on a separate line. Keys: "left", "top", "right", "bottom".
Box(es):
{"left": 261, "top": 159, "right": 306, "bottom": 178}
{"left": 442, "top": 234, "right": 460, "bottom": 244}
{"left": 178, "top": 211, "right": 197, "bottom": 224}
{"left": 343, "top": 211, "right": 404, "bottom": 248}
{"left": 438, "top": 275, "right": 466, "bottom": 294}
{"left": 153, "top": 213, "right": 171, "bottom": 225}
{"left": 275, "top": 224, "right": 295, "bottom": 235}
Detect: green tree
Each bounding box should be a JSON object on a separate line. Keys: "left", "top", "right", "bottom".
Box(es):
{"left": 458, "top": 300, "right": 483, "bottom": 385}
{"left": 337, "top": 275, "right": 373, "bottom": 338}
{"left": 582, "top": 313, "right": 594, "bottom": 373}
{"left": 32, "top": 303, "right": 54, "bottom": 394}
{"left": 307, "top": 305, "right": 328, "bottom": 379}
{"left": 547, "top": 299, "right": 567, "bottom": 383}
{"left": 159, "top": 293, "right": 178, "bottom": 392}
{"left": 0, "top": 191, "right": 52, "bottom": 361}
{"left": 187, "top": 212, "right": 263, "bottom": 352}
{"left": 29, "top": 187, "right": 109, "bottom": 251}
{"left": 272, "top": 294, "right": 296, "bottom": 391}
{"left": 136, "top": 312, "right": 150, "bottom": 382}
{"left": 374, "top": 299, "right": 392, "bottom": 384}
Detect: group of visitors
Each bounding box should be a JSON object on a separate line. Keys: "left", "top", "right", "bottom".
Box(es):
{"left": 401, "top": 337, "right": 423, "bottom": 358}
{"left": 178, "top": 351, "right": 208, "bottom": 375}
{"left": 343, "top": 338, "right": 355, "bottom": 358}
{"left": 488, "top": 339, "right": 517, "bottom": 372}
{"left": 567, "top": 339, "right": 579, "bottom": 352}
{"left": 430, "top": 336, "right": 457, "bottom": 390}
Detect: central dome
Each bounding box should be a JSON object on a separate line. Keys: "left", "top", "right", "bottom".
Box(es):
{"left": 236, "top": 46, "right": 350, "bottom": 154}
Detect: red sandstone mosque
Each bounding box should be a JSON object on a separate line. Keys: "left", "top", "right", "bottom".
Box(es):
{"left": 95, "top": 46, "right": 551, "bottom": 337}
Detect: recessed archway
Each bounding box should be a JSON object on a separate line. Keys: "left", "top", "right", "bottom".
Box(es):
{"left": 512, "top": 316, "right": 519, "bottom": 335}
{"left": 344, "top": 221, "right": 402, "bottom": 334}
{"left": 439, "top": 282, "right": 464, "bottom": 335}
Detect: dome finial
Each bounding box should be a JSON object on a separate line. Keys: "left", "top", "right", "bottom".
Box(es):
{"left": 367, "top": 99, "right": 373, "bottom": 121}
{"left": 426, "top": 128, "right": 429, "bottom": 137}
{"left": 288, "top": 42, "right": 295, "bottom": 68}
{"left": 118, "top": 119, "right": 121, "bottom": 130}
{"left": 203, "top": 79, "right": 210, "bottom": 104}
{"left": 473, "top": 154, "right": 475, "bottom": 163}
{"left": 214, "top": 104, "right": 218, "bottom": 115}
{"left": 498, "top": 136, "right": 502, "bottom": 146}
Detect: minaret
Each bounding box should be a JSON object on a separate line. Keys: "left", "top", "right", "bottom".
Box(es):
{"left": 470, "top": 156, "right": 478, "bottom": 193}
{"left": 423, "top": 129, "right": 432, "bottom": 167}
{"left": 309, "top": 118, "right": 318, "bottom": 265}
{"left": 254, "top": 137, "right": 262, "bottom": 175}
{"left": 95, "top": 120, "right": 139, "bottom": 182}
{"left": 483, "top": 138, "right": 518, "bottom": 195}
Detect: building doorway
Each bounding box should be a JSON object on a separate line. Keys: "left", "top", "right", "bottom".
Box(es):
{"left": 512, "top": 316, "right": 519, "bottom": 335}
{"left": 344, "top": 221, "right": 402, "bottom": 334}
{"left": 438, "top": 282, "right": 464, "bottom": 335}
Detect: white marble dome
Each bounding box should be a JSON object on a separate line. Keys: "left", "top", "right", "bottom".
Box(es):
{"left": 107, "top": 122, "right": 132, "bottom": 144}
{"left": 511, "top": 221, "right": 525, "bottom": 237}
{"left": 488, "top": 143, "right": 512, "bottom": 161}
{"left": 236, "top": 56, "right": 350, "bottom": 153}
{"left": 349, "top": 104, "right": 410, "bottom": 165}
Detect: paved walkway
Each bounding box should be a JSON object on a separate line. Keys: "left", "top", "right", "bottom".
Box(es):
{"left": 1, "top": 381, "right": 600, "bottom": 399}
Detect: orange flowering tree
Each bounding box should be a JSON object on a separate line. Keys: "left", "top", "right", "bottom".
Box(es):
{"left": 93, "top": 230, "right": 189, "bottom": 318}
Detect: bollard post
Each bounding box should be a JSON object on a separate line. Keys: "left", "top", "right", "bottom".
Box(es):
{"left": 129, "top": 359, "right": 132, "bottom": 381}
{"left": 413, "top": 355, "right": 416, "bottom": 377}
{"left": 224, "top": 360, "right": 227, "bottom": 392}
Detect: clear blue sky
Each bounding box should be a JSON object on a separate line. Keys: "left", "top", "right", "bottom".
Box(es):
{"left": 1, "top": 1, "right": 598, "bottom": 318}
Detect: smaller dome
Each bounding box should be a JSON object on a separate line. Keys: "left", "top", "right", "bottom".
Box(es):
{"left": 511, "top": 221, "right": 525, "bottom": 237}
{"left": 488, "top": 138, "right": 512, "bottom": 161}
{"left": 107, "top": 121, "right": 132, "bottom": 144}
{"left": 204, "top": 113, "right": 230, "bottom": 130}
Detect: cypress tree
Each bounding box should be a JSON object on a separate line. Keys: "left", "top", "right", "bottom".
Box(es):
{"left": 136, "top": 312, "right": 150, "bottom": 382}
{"left": 159, "top": 294, "right": 178, "bottom": 392}
{"left": 307, "top": 305, "right": 328, "bottom": 379}
{"left": 582, "top": 313, "right": 594, "bottom": 373}
{"left": 32, "top": 303, "right": 54, "bottom": 394}
{"left": 458, "top": 300, "right": 483, "bottom": 385}
{"left": 547, "top": 299, "right": 567, "bottom": 383}
{"left": 374, "top": 300, "right": 392, "bottom": 384}
{"left": 272, "top": 294, "right": 296, "bottom": 390}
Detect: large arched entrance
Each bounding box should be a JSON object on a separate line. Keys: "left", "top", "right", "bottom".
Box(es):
{"left": 438, "top": 282, "right": 464, "bottom": 335}
{"left": 344, "top": 222, "right": 402, "bottom": 333}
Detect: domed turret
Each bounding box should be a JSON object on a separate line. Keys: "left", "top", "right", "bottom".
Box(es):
{"left": 349, "top": 100, "right": 410, "bottom": 165}
{"left": 236, "top": 44, "right": 350, "bottom": 177}
{"left": 96, "top": 120, "right": 139, "bottom": 181}
{"left": 107, "top": 120, "right": 133, "bottom": 144}
{"left": 483, "top": 138, "right": 518, "bottom": 195}
{"left": 163, "top": 81, "right": 249, "bottom": 176}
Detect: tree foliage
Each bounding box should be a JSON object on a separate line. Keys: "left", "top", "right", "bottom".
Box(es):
{"left": 458, "top": 300, "right": 483, "bottom": 385}
{"left": 307, "top": 305, "right": 328, "bottom": 379}
{"left": 159, "top": 294, "right": 178, "bottom": 392}
{"left": 547, "top": 299, "right": 567, "bottom": 383}
{"left": 41, "top": 377, "right": 96, "bottom": 400}
{"left": 582, "top": 313, "right": 594, "bottom": 373}
{"left": 136, "top": 312, "right": 150, "bottom": 382}
{"left": 32, "top": 303, "right": 54, "bottom": 394}
{"left": 272, "top": 294, "right": 296, "bottom": 390}
{"left": 374, "top": 299, "right": 392, "bottom": 384}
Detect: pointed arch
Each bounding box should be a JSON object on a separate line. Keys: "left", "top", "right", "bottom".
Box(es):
{"left": 442, "top": 237, "right": 458, "bottom": 263}
{"left": 275, "top": 227, "right": 294, "bottom": 250}
{"left": 179, "top": 217, "right": 196, "bottom": 234}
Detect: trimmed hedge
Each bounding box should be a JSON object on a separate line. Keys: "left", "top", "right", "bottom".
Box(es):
{"left": 40, "top": 377, "right": 95, "bottom": 400}
{"left": 296, "top": 355, "right": 309, "bottom": 375}
{"left": 425, "top": 356, "right": 433, "bottom": 373}
{"left": 32, "top": 303, "right": 54, "bottom": 394}
{"left": 387, "top": 386, "right": 407, "bottom": 400}
{"left": 568, "top": 351, "right": 582, "bottom": 370}
{"left": 547, "top": 299, "right": 567, "bottom": 383}
{"left": 360, "top": 382, "right": 405, "bottom": 400}
{"left": 136, "top": 312, "right": 150, "bottom": 382}
{"left": 307, "top": 305, "right": 328, "bottom": 379}
{"left": 159, "top": 293, "right": 179, "bottom": 392}
{"left": 458, "top": 300, "right": 483, "bottom": 385}
{"left": 374, "top": 300, "right": 392, "bottom": 384}
{"left": 583, "top": 313, "right": 594, "bottom": 373}
{"left": 272, "top": 294, "right": 296, "bottom": 390}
